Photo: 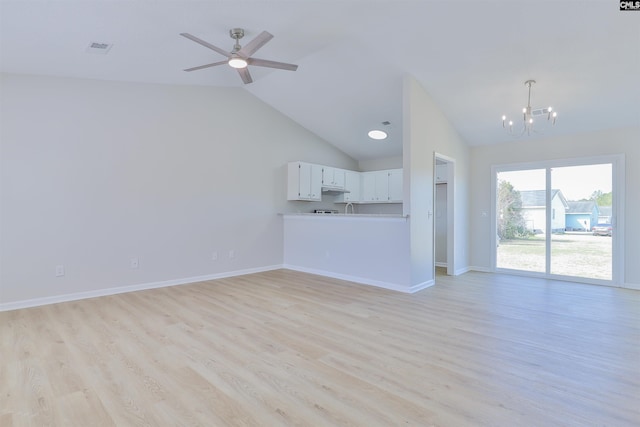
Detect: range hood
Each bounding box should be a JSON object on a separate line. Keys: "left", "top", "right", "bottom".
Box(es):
{"left": 321, "top": 186, "right": 350, "bottom": 194}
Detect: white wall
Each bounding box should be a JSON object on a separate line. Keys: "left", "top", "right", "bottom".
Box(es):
{"left": 358, "top": 156, "right": 403, "bottom": 171}
{"left": 0, "top": 73, "right": 357, "bottom": 306}
{"left": 403, "top": 76, "right": 471, "bottom": 282}
{"left": 469, "top": 127, "right": 640, "bottom": 287}
{"left": 282, "top": 215, "right": 414, "bottom": 291}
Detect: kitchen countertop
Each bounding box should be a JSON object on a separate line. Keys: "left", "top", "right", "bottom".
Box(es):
{"left": 281, "top": 213, "right": 408, "bottom": 219}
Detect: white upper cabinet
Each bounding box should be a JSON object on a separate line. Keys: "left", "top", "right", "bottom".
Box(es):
{"left": 335, "top": 170, "right": 360, "bottom": 203}
{"left": 360, "top": 169, "right": 402, "bottom": 203}
{"left": 287, "top": 162, "right": 322, "bottom": 201}
{"left": 361, "top": 172, "right": 377, "bottom": 202}
{"left": 388, "top": 169, "right": 403, "bottom": 202}
{"left": 322, "top": 166, "right": 345, "bottom": 189}
{"left": 287, "top": 162, "right": 401, "bottom": 204}
{"left": 374, "top": 171, "right": 390, "bottom": 201}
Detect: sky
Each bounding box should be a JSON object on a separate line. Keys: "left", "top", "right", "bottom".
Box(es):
{"left": 497, "top": 163, "right": 612, "bottom": 201}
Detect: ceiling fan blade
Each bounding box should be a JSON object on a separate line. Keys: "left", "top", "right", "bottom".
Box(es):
{"left": 238, "top": 31, "right": 273, "bottom": 57}
{"left": 248, "top": 57, "right": 298, "bottom": 71}
{"left": 184, "top": 60, "right": 228, "bottom": 72}
{"left": 180, "top": 33, "right": 230, "bottom": 58}
{"left": 237, "top": 67, "right": 253, "bottom": 84}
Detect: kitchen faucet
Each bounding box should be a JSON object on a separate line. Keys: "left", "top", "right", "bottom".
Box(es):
{"left": 345, "top": 202, "right": 354, "bottom": 214}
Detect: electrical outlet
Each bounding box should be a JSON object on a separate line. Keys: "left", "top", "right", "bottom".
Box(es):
{"left": 55, "top": 265, "right": 65, "bottom": 277}
{"left": 212, "top": 251, "right": 218, "bottom": 261}
{"left": 228, "top": 249, "right": 235, "bottom": 259}
{"left": 130, "top": 257, "right": 139, "bottom": 269}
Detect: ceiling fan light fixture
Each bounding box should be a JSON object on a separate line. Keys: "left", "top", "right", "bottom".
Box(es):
{"left": 180, "top": 28, "right": 298, "bottom": 84}
{"left": 368, "top": 130, "right": 388, "bottom": 140}
{"left": 228, "top": 54, "right": 248, "bottom": 69}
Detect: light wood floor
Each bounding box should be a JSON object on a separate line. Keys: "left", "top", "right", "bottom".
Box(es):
{"left": 2, "top": 269, "right": 639, "bottom": 426}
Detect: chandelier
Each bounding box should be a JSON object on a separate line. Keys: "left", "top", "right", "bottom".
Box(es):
{"left": 502, "top": 79, "right": 557, "bottom": 136}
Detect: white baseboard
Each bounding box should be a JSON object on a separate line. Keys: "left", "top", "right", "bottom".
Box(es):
{"left": 435, "top": 262, "right": 447, "bottom": 268}
{"left": 453, "top": 266, "right": 472, "bottom": 275}
{"left": 623, "top": 282, "right": 640, "bottom": 290}
{"left": 469, "top": 266, "right": 492, "bottom": 273}
{"left": 282, "top": 264, "right": 432, "bottom": 294}
{"left": 0, "top": 265, "right": 282, "bottom": 312}
{"left": 408, "top": 279, "right": 435, "bottom": 293}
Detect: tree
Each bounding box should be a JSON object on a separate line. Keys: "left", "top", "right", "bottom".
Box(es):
{"left": 590, "top": 190, "right": 612, "bottom": 206}
{"left": 497, "top": 180, "right": 531, "bottom": 239}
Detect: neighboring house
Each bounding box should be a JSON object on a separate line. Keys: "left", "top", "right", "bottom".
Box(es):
{"left": 519, "top": 189, "right": 569, "bottom": 233}
{"left": 565, "top": 201, "right": 600, "bottom": 231}
{"left": 598, "top": 206, "right": 612, "bottom": 224}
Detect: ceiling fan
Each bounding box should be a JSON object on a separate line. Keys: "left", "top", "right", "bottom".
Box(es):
{"left": 180, "top": 28, "right": 298, "bottom": 84}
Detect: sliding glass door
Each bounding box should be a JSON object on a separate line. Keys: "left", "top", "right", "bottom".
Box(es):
{"left": 493, "top": 156, "right": 621, "bottom": 285}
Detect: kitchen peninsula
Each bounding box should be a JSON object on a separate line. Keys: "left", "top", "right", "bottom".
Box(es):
{"left": 282, "top": 161, "right": 430, "bottom": 293}
{"left": 281, "top": 212, "right": 428, "bottom": 293}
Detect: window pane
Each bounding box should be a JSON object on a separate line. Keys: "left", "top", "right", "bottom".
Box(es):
{"left": 550, "top": 164, "right": 612, "bottom": 280}
{"left": 496, "top": 169, "right": 546, "bottom": 273}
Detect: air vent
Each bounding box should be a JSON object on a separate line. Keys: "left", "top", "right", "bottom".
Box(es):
{"left": 86, "top": 42, "right": 113, "bottom": 54}
{"left": 531, "top": 108, "right": 551, "bottom": 117}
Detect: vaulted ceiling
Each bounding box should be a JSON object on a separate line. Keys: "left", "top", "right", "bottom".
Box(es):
{"left": 1, "top": 1, "right": 638, "bottom": 160}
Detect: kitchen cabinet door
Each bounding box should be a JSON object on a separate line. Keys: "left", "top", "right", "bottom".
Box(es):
{"left": 287, "top": 162, "right": 322, "bottom": 201}
{"left": 388, "top": 169, "right": 403, "bottom": 202}
{"left": 309, "top": 164, "right": 322, "bottom": 200}
{"left": 374, "top": 171, "right": 389, "bottom": 202}
{"left": 336, "top": 170, "right": 360, "bottom": 202}
{"left": 361, "top": 172, "right": 377, "bottom": 202}
{"left": 322, "top": 167, "right": 345, "bottom": 189}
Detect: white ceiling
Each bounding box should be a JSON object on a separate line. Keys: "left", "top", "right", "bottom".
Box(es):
{"left": 1, "top": 0, "right": 638, "bottom": 161}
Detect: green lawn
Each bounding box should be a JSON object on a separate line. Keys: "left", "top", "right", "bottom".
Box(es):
{"left": 497, "top": 233, "right": 612, "bottom": 280}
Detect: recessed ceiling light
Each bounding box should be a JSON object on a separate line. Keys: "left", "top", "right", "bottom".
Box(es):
{"left": 368, "top": 129, "right": 388, "bottom": 140}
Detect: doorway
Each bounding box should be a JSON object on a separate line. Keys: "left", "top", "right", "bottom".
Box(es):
{"left": 434, "top": 153, "right": 455, "bottom": 276}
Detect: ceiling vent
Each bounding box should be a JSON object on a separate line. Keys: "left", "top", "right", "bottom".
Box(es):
{"left": 531, "top": 108, "right": 552, "bottom": 117}
{"left": 86, "top": 42, "right": 113, "bottom": 54}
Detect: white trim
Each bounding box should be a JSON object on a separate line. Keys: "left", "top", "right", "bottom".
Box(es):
{"left": 282, "top": 264, "right": 433, "bottom": 293}
{"left": 409, "top": 279, "right": 435, "bottom": 293}
{"left": 453, "top": 266, "right": 473, "bottom": 275}
{"left": 623, "top": 282, "right": 640, "bottom": 291}
{"left": 434, "top": 152, "right": 456, "bottom": 277}
{"left": 435, "top": 262, "right": 448, "bottom": 267}
{"left": 470, "top": 266, "right": 492, "bottom": 273}
{"left": 0, "top": 265, "right": 282, "bottom": 312}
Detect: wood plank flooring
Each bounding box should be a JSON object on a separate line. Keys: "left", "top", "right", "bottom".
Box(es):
{"left": 2, "top": 269, "right": 639, "bottom": 426}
